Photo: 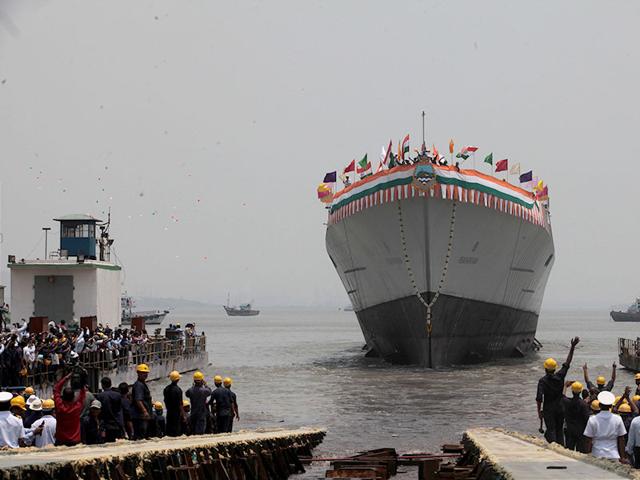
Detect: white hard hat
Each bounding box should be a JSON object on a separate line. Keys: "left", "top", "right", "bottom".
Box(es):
{"left": 26, "top": 395, "right": 38, "bottom": 406}
{"left": 597, "top": 391, "right": 615, "bottom": 406}
{"left": 0, "top": 392, "right": 12, "bottom": 403}
{"left": 29, "top": 398, "right": 43, "bottom": 411}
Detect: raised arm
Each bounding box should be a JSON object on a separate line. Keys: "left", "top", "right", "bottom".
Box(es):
{"left": 565, "top": 337, "right": 580, "bottom": 367}
{"left": 612, "top": 363, "right": 617, "bottom": 383}
{"left": 583, "top": 363, "right": 590, "bottom": 385}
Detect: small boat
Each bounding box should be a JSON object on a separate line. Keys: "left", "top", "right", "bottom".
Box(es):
{"left": 611, "top": 298, "right": 640, "bottom": 322}
{"left": 121, "top": 295, "right": 170, "bottom": 325}
{"left": 224, "top": 294, "right": 260, "bottom": 317}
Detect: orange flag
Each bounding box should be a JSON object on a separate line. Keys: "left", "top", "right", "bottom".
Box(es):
{"left": 449, "top": 139, "right": 454, "bottom": 154}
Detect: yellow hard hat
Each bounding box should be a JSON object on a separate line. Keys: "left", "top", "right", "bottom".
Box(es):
{"left": 193, "top": 371, "right": 204, "bottom": 381}
{"left": 153, "top": 401, "right": 163, "bottom": 410}
{"left": 596, "top": 376, "right": 606, "bottom": 385}
{"left": 223, "top": 377, "right": 232, "bottom": 386}
{"left": 42, "top": 399, "right": 55, "bottom": 410}
{"left": 543, "top": 358, "right": 557, "bottom": 371}
{"left": 571, "top": 381, "right": 583, "bottom": 393}
{"left": 619, "top": 403, "right": 632, "bottom": 413}
{"left": 591, "top": 400, "right": 600, "bottom": 411}
{"left": 24, "top": 387, "right": 35, "bottom": 396}
{"left": 169, "top": 371, "right": 181, "bottom": 382}
{"left": 10, "top": 396, "right": 26, "bottom": 411}
{"left": 214, "top": 375, "right": 223, "bottom": 383}
{"left": 183, "top": 400, "right": 190, "bottom": 407}
{"left": 633, "top": 395, "right": 640, "bottom": 403}
{"left": 137, "top": 364, "right": 150, "bottom": 373}
{"left": 635, "top": 373, "right": 640, "bottom": 380}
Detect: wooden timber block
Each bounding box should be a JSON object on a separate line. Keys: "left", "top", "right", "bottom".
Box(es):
{"left": 441, "top": 444, "right": 464, "bottom": 454}
{"left": 418, "top": 459, "right": 441, "bottom": 480}
{"left": 326, "top": 468, "right": 379, "bottom": 479}
{"left": 331, "top": 462, "right": 389, "bottom": 480}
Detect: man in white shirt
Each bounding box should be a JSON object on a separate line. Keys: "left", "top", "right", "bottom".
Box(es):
{"left": 32, "top": 399, "right": 56, "bottom": 448}
{"left": 0, "top": 392, "right": 28, "bottom": 448}
{"left": 584, "top": 391, "right": 628, "bottom": 462}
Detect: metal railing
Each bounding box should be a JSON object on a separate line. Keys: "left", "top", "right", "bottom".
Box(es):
{"left": 22, "top": 335, "right": 207, "bottom": 389}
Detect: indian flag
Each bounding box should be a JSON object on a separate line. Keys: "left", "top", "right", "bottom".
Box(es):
{"left": 400, "top": 134, "right": 410, "bottom": 160}
{"left": 356, "top": 154, "right": 371, "bottom": 177}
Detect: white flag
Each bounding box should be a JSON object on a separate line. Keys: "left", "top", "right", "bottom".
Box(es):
{"left": 509, "top": 163, "right": 521, "bottom": 175}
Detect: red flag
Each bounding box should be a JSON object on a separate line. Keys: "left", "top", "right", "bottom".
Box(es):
{"left": 383, "top": 139, "right": 392, "bottom": 166}
{"left": 495, "top": 159, "right": 508, "bottom": 172}
{"left": 465, "top": 146, "right": 479, "bottom": 152}
{"left": 536, "top": 185, "right": 549, "bottom": 200}
{"left": 343, "top": 160, "right": 355, "bottom": 173}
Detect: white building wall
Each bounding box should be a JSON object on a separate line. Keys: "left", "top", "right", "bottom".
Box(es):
{"left": 96, "top": 267, "right": 121, "bottom": 325}
{"left": 10, "top": 263, "right": 121, "bottom": 324}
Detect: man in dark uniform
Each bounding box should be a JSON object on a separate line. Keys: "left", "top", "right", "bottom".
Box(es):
{"left": 224, "top": 377, "right": 239, "bottom": 433}
{"left": 163, "top": 370, "right": 185, "bottom": 437}
{"left": 562, "top": 381, "right": 590, "bottom": 452}
{"left": 185, "top": 371, "right": 212, "bottom": 435}
{"left": 536, "top": 336, "right": 579, "bottom": 445}
{"left": 209, "top": 378, "right": 233, "bottom": 434}
{"left": 583, "top": 362, "right": 616, "bottom": 392}
{"left": 96, "top": 377, "right": 124, "bottom": 442}
{"left": 132, "top": 363, "right": 153, "bottom": 440}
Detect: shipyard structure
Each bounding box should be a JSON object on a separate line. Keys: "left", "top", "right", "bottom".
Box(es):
{"left": 6, "top": 213, "right": 207, "bottom": 391}
{"left": 325, "top": 163, "right": 554, "bottom": 366}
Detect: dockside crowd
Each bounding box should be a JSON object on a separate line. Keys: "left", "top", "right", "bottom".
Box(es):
{"left": 538, "top": 337, "right": 640, "bottom": 466}
{"left": 0, "top": 365, "right": 239, "bottom": 448}
{"left": 0, "top": 313, "right": 201, "bottom": 387}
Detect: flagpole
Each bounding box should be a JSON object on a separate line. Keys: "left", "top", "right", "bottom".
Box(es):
{"left": 422, "top": 111, "right": 426, "bottom": 145}
{"left": 472, "top": 152, "right": 476, "bottom": 170}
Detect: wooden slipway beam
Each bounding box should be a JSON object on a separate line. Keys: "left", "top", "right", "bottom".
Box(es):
{"left": 463, "top": 428, "right": 636, "bottom": 480}
{"left": 0, "top": 427, "right": 326, "bottom": 480}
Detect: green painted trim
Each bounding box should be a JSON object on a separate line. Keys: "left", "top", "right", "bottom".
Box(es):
{"left": 330, "top": 177, "right": 413, "bottom": 213}
{"left": 435, "top": 175, "right": 534, "bottom": 209}
{"left": 330, "top": 173, "right": 534, "bottom": 214}
{"left": 7, "top": 262, "right": 122, "bottom": 271}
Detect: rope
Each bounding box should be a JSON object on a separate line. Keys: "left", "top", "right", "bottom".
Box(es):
{"left": 397, "top": 194, "right": 457, "bottom": 338}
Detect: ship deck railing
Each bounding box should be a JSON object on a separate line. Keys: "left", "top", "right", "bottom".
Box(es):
{"left": 22, "top": 335, "right": 207, "bottom": 388}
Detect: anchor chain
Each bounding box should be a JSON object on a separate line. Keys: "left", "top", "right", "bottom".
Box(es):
{"left": 398, "top": 195, "right": 457, "bottom": 338}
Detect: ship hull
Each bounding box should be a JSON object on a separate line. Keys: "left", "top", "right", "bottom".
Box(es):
{"left": 611, "top": 311, "right": 640, "bottom": 322}
{"left": 357, "top": 291, "right": 538, "bottom": 365}
{"left": 326, "top": 166, "right": 554, "bottom": 366}
{"left": 224, "top": 306, "right": 260, "bottom": 316}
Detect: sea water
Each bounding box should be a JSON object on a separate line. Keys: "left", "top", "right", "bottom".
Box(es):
{"left": 148, "top": 307, "right": 632, "bottom": 476}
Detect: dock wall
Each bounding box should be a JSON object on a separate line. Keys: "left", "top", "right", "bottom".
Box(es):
{"left": 0, "top": 427, "right": 325, "bottom": 480}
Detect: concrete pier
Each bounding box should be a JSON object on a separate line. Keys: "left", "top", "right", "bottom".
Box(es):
{"left": 0, "top": 427, "right": 325, "bottom": 479}
{"left": 463, "top": 428, "right": 634, "bottom": 479}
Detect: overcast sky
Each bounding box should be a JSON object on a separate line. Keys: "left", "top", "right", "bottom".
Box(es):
{"left": 0, "top": 1, "right": 638, "bottom": 308}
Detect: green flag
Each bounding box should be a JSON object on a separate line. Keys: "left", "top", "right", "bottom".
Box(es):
{"left": 456, "top": 153, "right": 470, "bottom": 160}
{"left": 484, "top": 153, "right": 493, "bottom": 165}
{"left": 358, "top": 154, "right": 368, "bottom": 169}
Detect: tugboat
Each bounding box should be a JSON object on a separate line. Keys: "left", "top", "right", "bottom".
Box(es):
{"left": 223, "top": 294, "right": 260, "bottom": 317}
{"left": 611, "top": 298, "right": 640, "bottom": 322}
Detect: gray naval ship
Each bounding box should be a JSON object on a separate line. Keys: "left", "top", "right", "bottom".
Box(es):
{"left": 324, "top": 161, "right": 554, "bottom": 367}
{"left": 611, "top": 299, "right": 640, "bottom": 322}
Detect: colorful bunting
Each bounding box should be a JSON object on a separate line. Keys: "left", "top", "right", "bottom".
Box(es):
{"left": 400, "top": 134, "right": 410, "bottom": 160}
{"left": 495, "top": 159, "right": 508, "bottom": 172}
{"left": 343, "top": 160, "right": 355, "bottom": 174}
{"left": 356, "top": 154, "right": 371, "bottom": 178}
{"left": 519, "top": 171, "right": 533, "bottom": 183}
{"left": 323, "top": 171, "right": 337, "bottom": 183}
